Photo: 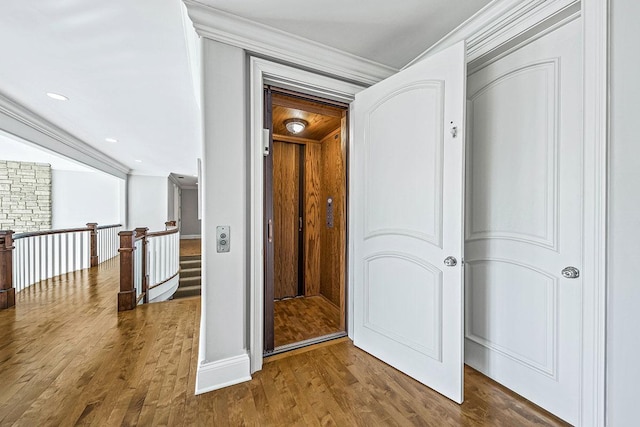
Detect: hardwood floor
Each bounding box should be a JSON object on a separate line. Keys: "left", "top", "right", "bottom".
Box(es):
{"left": 0, "top": 258, "right": 568, "bottom": 426}
{"left": 0, "top": 258, "right": 200, "bottom": 426}
{"left": 274, "top": 295, "right": 342, "bottom": 347}
{"left": 179, "top": 238, "right": 201, "bottom": 257}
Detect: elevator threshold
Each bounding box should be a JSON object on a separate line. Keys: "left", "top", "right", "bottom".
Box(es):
{"left": 264, "top": 331, "right": 347, "bottom": 357}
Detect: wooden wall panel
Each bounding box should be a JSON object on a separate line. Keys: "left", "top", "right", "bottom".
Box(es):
{"left": 319, "top": 128, "right": 346, "bottom": 310}
{"left": 272, "top": 93, "right": 343, "bottom": 141}
{"left": 339, "top": 113, "right": 347, "bottom": 329}
{"left": 304, "top": 143, "right": 322, "bottom": 296}
{"left": 273, "top": 141, "right": 300, "bottom": 299}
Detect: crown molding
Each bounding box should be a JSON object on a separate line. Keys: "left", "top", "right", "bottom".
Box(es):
{"left": 168, "top": 173, "right": 181, "bottom": 188}
{"left": 404, "top": 0, "right": 580, "bottom": 69}
{"left": 182, "top": 0, "right": 397, "bottom": 86}
{"left": 0, "top": 92, "right": 130, "bottom": 179}
{"left": 168, "top": 172, "right": 198, "bottom": 189}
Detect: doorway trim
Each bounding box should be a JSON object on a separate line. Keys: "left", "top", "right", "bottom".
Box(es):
{"left": 249, "top": 57, "right": 364, "bottom": 373}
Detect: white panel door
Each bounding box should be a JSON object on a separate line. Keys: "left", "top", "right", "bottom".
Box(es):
{"left": 465, "top": 20, "right": 582, "bottom": 424}
{"left": 353, "top": 41, "right": 466, "bottom": 403}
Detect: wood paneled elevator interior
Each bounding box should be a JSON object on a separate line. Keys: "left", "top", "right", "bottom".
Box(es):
{"left": 264, "top": 89, "right": 348, "bottom": 352}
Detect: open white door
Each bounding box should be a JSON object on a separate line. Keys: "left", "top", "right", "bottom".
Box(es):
{"left": 352, "top": 41, "right": 466, "bottom": 403}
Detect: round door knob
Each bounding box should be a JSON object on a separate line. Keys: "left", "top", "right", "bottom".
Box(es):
{"left": 561, "top": 266, "right": 580, "bottom": 279}
{"left": 444, "top": 256, "right": 457, "bottom": 267}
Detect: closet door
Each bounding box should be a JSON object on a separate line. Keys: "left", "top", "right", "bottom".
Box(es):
{"left": 465, "top": 20, "right": 582, "bottom": 424}
{"left": 352, "top": 41, "right": 466, "bottom": 403}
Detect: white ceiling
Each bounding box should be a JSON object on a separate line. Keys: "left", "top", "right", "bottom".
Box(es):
{"left": 197, "top": 0, "right": 493, "bottom": 69}
{"left": 0, "top": 0, "right": 201, "bottom": 177}
{"left": 0, "top": 0, "right": 492, "bottom": 178}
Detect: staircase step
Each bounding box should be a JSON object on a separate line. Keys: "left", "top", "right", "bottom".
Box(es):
{"left": 180, "top": 259, "right": 201, "bottom": 269}
{"left": 179, "top": 276, "right": 201, "bottom": 287}
{"left": 175, "top": 255, "right": 201, "bottom": 299}
{"left": 180, "top": 267, "right": 201, "bottom": 278}
{"left": 173, "top": 285, "right": 201, "bottom": 299}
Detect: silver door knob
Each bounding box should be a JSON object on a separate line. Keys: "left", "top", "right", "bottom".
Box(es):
{"left": 444, "top": 256, "right": 457, "bottom": 267}
{"left": 561, "top": 266, "right": 580, "bottom": 279}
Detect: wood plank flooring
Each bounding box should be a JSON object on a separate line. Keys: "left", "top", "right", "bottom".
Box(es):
{"left": 0, "top": 258, "right": 569, "bottom": 426}
{"left": 274, "top": 295, "right": 342, "bottom": 347}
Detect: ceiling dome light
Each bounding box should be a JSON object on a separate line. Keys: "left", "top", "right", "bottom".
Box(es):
{"left": 46, "top": 92, "right": 69, "bottom": 101}
{"left": 105, "top": 137, "right": 118, "bottom": 143}
{"left": 284, "top": 118, "right": 307, "bottom": 135}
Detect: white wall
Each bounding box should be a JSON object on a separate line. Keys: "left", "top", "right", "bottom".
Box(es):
{"left": 607, "top": 0, "right": 640, "bottom": 424}
{"left": 127, "top": 175, "right": 169, "bottom": 231}
{"left": 51, "top": 169, "right": 124, "bottom": 229}
{"left": 196, "top": 39, "right": 251, "bottom": 393}
{"left": 167, "top": 179, "right": 180, "bottom": 224}
{"left": 181, "top": 188, "right": 200, "bottom": 236}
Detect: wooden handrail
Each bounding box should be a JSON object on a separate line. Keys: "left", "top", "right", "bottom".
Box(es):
{"left": 147, "top": 227, "right": 180, "bottom": 238}
{"left": 97, "top": 223, "right": 122, "bottom": 230}
{"left": 13, "top": 226, "right": 91, "bottom": 240}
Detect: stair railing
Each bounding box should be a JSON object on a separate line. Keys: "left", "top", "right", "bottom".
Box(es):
{"left": 0, "top": 222, "right": 123, "bottom": 309}
{"left": 118, "top": 221, "right": 180, "bottom": 311}
{"left": 97, "top": 224, "right": 123, "bottom": 263}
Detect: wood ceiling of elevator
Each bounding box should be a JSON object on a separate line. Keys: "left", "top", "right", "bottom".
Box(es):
{"left": 272, "top": 93, "right": 343, "bottom": 141}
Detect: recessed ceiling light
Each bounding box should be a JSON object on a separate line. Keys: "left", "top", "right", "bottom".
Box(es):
{"left": 46, "top": 92, "right": 69, "bottom": 101}
{"left": 105, "top": 137, "right": 118, "bottom": 143}
{"left": 135, "top": 159, "right": 143, "bottom": 163}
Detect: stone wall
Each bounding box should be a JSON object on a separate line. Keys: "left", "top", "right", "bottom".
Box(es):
{"left": 0, "top": 161, "right": 52, "bottom": 233}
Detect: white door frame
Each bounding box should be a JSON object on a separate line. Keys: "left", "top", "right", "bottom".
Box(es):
{"left": 579, "top": 0, "right": 607, "bottom": 425}
{"left": 248, "top": 57, "right": 365, "bottom": 372}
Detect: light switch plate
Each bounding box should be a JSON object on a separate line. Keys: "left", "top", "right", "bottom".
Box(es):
{"left": 216, "top": 226, "right": 230, "bottom": 253}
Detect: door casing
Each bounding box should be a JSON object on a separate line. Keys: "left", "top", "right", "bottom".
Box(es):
{"left": 249, "top": 58, "right": 364, "bottom": 372}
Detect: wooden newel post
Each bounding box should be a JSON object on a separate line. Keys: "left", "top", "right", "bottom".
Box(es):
{"left": 118, "top": 230, "right": 137, "bottom": 311}
{"left": 135, "top": 228, "right": 149, "bottom": 304}
{"left": 87, "top": 223, "right": 98, "bottom": 267}
{"left": 0, "top": 231, "right": 16, "bottom": 310}
{"left": 165, "top": 220, "right": 176, "bottom": 229}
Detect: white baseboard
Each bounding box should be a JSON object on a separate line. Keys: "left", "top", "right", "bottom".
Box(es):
{"left": 195, "top": 352, "right": 251, "bottom": 395}
{"left": 181, "top": 235, "right": 201, "bottom": 240}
